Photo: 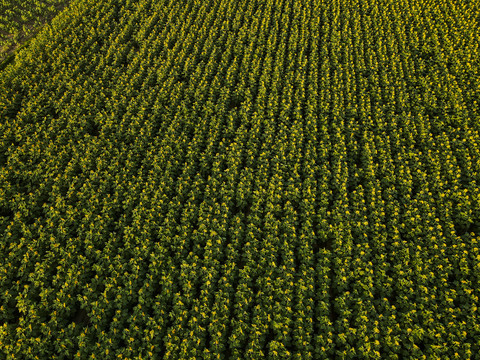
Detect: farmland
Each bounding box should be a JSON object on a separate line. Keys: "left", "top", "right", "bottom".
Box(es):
{"left": 1, "top": 0, "right": 480, "bottom": 358}
{"left": 0, "top": 0, "right": 71, "bottom": 62}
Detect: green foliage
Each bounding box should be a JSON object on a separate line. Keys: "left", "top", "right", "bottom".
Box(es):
{"left": 0, "top": 0, "right": 71, "bottom": 61}
{"left": 1, "top": 0, "right": 480, "bottom": 358}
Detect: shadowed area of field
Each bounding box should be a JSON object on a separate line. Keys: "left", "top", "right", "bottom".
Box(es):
{"left": 0, "top": 1, "right": 70, "bottom": 64}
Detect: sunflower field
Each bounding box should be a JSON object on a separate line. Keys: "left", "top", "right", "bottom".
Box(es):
{"left": 1, "top": 0, "right": 479, "bottom": 358}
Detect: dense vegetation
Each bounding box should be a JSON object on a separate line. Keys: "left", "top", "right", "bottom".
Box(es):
{"left": 0, "top": 0, "right": 70, "bottom": 62}
{"left": 1, "top": 0, "right": 480, "bottom": 358}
